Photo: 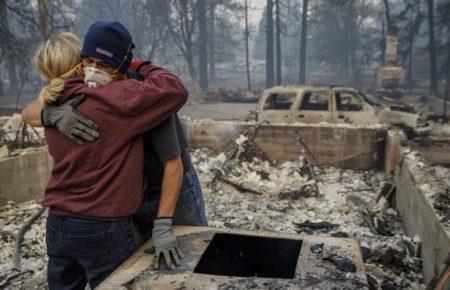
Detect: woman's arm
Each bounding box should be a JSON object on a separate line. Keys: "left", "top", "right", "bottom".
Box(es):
{"left": 22, "top": 98, "right": 43, "bottom": 127}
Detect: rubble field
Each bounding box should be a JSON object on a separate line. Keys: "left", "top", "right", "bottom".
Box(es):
{"left": 191, "top": 136, "right": 425, "bottom": 289}
{"left": 0, "top": 136, "right": 426, "bottom": 289}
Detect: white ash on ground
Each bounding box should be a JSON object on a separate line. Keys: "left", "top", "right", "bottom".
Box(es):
{"left": 0, "top": 201, "right": 47, "bottom": 289}
{"left": 190, "top": 135, "right": 425, "bottom": 289}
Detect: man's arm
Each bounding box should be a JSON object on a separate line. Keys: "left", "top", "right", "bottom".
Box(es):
{"left": 147, "top": 115, "right": 185, "bottom": 270}
{"left": 149, "top": 115, "right": 183, "bottom": 218}
{"left": 115, "top": 62, "right": 188, "bottom": 135}
{"left": 158, "top": 156, "right": 184, "bottom": 218}
{"left": 152, "top": 157, "right": 185, "bottom": 270}
{"left": 22, "top": 98, "right": 43, "bottom": 126}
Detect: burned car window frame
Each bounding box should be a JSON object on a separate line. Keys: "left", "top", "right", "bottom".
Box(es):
{"left": 263, "top": 92, "right": 297, "bottom": 110}
{"left": 335, "top": 91, "right": 364, "bottom": 112}
{"left": 299, "top": 91, "right": 330, "bottom": 111}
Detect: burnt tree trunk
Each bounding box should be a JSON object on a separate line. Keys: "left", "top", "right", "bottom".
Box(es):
{"left": 208, "top": 2, "right": 216, "bottom": 87}
{"left": 245, "top": 0, "right": 252, "bottom": 90}
{"left": 0, "top": 1, "right": 17, "bottom": 93}
{"left": 188, "top": 54, "right": 202, "bottom": 101}
{"left": 198, "top": 0, "right": 208, "bottom": 93}
{"left": 37, "top": 0, "right": 52, "bottom": 39}
{"left": 266, "top": 0, "right": 274, "bottom": 88}
{"left": 444, "top": 24, "right": 450, "bottom": 121}
{"left": 275, "top": 0, "right": 282, "bottom": 85}
{"left": 380, "top": 18, "right": 386, "bottom": 66}
{"left": 8, "top": 61, "right": 18, "bottom": 92}
{"left": 382, "top": 0, "right": 391, "bottom": 27}
{"left": 298, "top": 0, "right": 308, "bottom": 84}
{"left": 427, "top": 0, "right": 438, "bottom": 95}
{"left": 348, "top": 3, "right": 359, "bottom": 86}
{"left": 407, "top": 31, "right": 413, "bottom": 94}
{"left": 381, "top": 0, "right": 391, "bottom": 66}
{"left": 406, "top": 5, "right": 420, "bottom": 94}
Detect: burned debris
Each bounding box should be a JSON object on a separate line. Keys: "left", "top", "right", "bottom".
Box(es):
{"left": 189, "top": 136, "right": 426, "bottom": 289}
{"left": 0, "top": 201, "right": 48, "bottom": 289}
{"left": 293, "top": 220, "right": 339, "bottom": 233}
{"left": 323, "top": 253, "right": 357, "bottom": 273}
{"left": 2, "top": 114, "right": 449, "bottom": 289}
{"left": 0, "top": 114, "right": 45, "bottom": 160}
{"left": 0, "top": 135, "right": 426, "bottom": 289}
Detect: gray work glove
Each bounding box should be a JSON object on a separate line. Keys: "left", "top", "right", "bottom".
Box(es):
{"left": 42, "top": 95, "right": 100, "bottom": 145}
{"left": 152, "top": 218, "right": 184, "bottom": 270}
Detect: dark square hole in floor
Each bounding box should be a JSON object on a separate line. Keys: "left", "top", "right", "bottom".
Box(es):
{"left": 193, "top": 233, "right": 302, "bottom": 279}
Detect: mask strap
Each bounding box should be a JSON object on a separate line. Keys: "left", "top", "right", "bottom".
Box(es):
{"left": 58, "top": 63, "right": 81, "bottom": 79}
{"left": 113, "top": 42, "right": 133, "bottom": 74}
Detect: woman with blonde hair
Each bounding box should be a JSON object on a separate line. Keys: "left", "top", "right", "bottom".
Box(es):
{"left": 25, "top": 24, "right": 188, "bottom": 289}
{"left": 35, "top": 32, "right": 82, "bottom": 105}
{"left": 24, "top": 32, "right": 99, "bottom": 144}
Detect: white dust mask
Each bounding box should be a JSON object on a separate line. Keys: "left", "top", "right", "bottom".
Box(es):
{"left": 84, "top": 66, "right": 113, "bottom": 88}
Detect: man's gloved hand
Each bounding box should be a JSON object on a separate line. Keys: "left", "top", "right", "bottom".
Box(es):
{"left": 152, "top": 218, "right": 184, "bottom": 270}
{"left": 41, "top": 95, "right": 100, "bottom": 145}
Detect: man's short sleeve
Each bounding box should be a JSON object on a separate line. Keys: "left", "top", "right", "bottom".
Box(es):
{"left": 149, "top": 115, "right": 182, "bottom": 162}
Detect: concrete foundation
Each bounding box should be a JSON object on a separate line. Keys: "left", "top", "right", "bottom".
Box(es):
{"left": 182, "top": 119, "right": 386, "bottom": 170}
{"left": 0, "top": 121, "right": 387, "bottom": 204}
{"left": 0, "top": 149, "right": 51, "bottom": 205}
{"left": 98, "top": 227, "right": 368, "bottom": 290}
{"left": 394, "top": 150, "right": 450, "bottom": 284}
{"left": 384, "top": 129, "right": 407, "bottom": 178}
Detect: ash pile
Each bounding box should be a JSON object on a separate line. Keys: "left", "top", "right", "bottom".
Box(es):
{"left": 0, "top": 114, "right": 45, "bottom": 160}
{"left": 191, "top": 134, "right": 425, "bottom": 289}
{"left": 404, "top": 150, "right": 450, "bottom": 227}
{"left": 0, "top": 201, "right": 47, "bottom": 289}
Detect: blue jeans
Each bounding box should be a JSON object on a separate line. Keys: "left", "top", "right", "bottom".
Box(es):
{"left": 46, "top": 214, "right": 139, "bottom": 290}
{"left": 133, "top": 166, "right": 208, "bottom": 241}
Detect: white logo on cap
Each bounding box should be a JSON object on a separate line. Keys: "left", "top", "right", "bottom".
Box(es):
{"left": 95, "top": 47, "right": 113, "bottom": 58}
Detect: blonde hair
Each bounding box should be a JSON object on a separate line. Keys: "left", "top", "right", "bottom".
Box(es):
{"left": 35, "top": 32, "right": 81, "bottom": 105}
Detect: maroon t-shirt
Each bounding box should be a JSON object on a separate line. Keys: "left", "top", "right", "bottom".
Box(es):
{"left": 43, "top": 63, "right": 188, "bottom": 219}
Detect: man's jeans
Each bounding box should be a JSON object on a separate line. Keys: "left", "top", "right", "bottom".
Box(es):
{"left": 46, "top": 214, "right": 139, "bottom": 290}
{"left": 133, "top": 166, "right": 208, "bottom": 241}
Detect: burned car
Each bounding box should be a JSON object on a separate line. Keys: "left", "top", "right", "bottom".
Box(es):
{"left": 256, "top": 86, "right": 378, "bottom": 125}
{"left": 255, "top": 85, "right": 435, "bottom": 138}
